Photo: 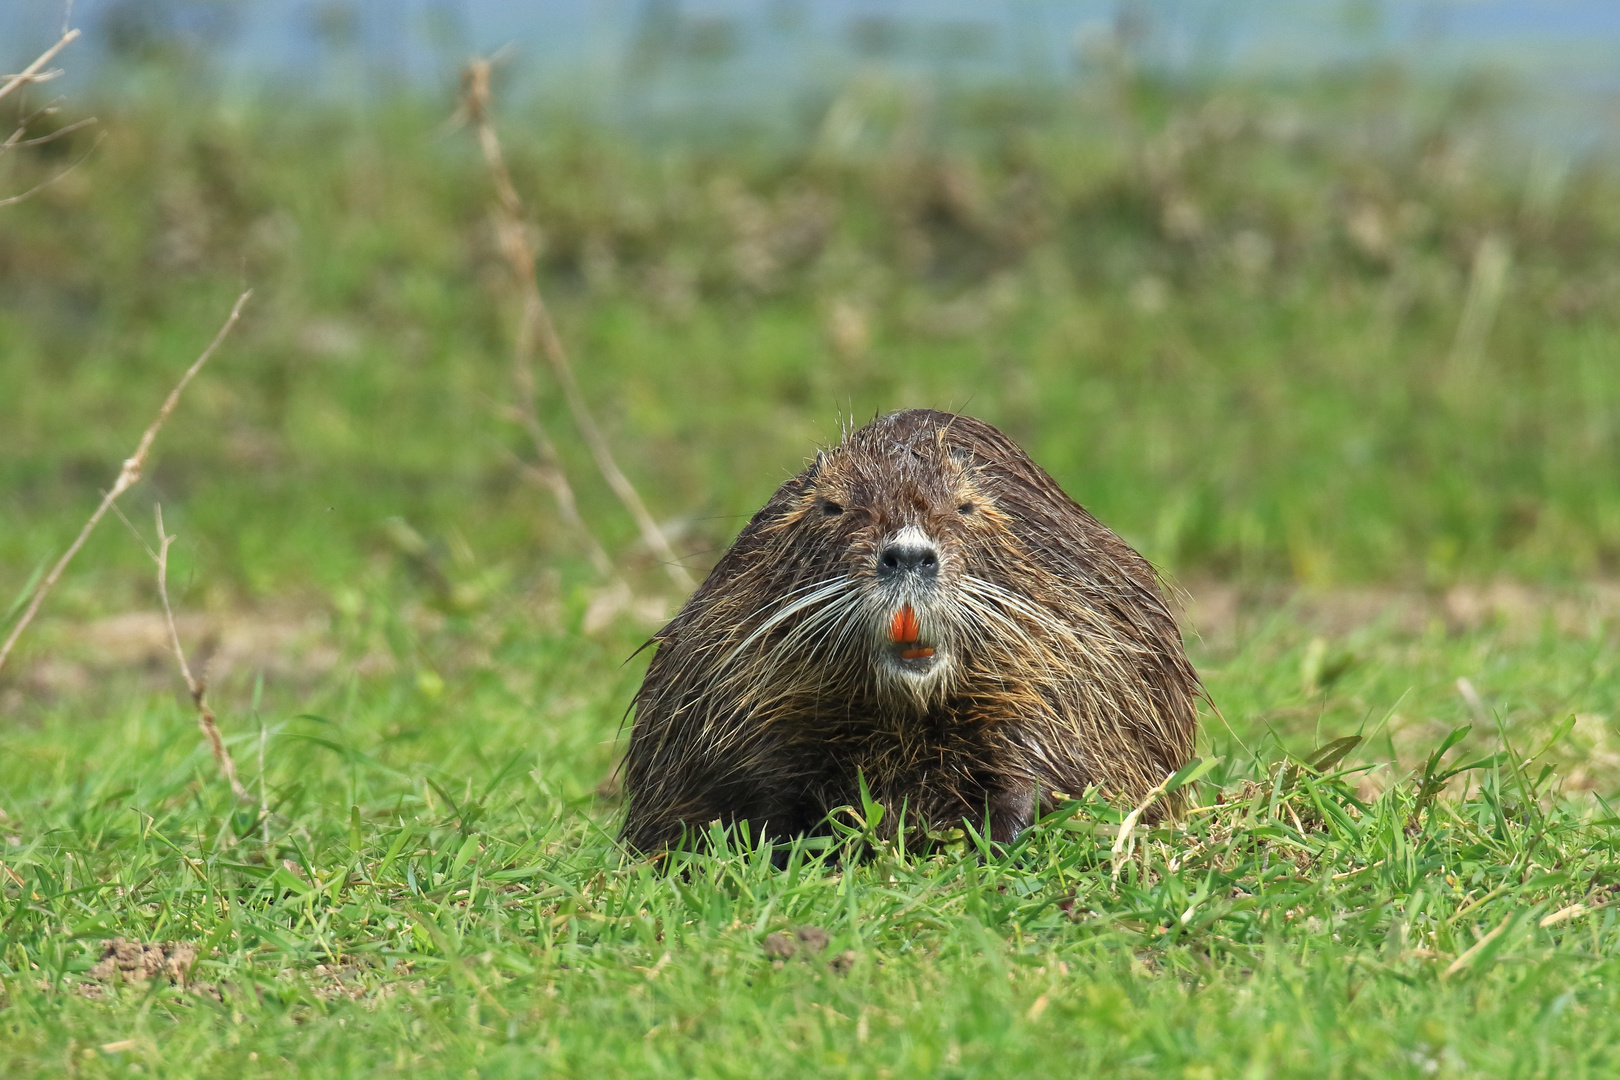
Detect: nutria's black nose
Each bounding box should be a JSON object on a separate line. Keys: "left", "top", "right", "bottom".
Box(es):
{"left": 878, "top": 533, "right": 939, "bottom": 578}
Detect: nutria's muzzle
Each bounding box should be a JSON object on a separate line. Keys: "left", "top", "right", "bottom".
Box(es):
{"left": 870, "top": 526, "right": 950, "bottom": 689}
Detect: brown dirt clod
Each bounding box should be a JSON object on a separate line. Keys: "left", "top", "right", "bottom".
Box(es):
{"left": 794, "top": 925, "right": 830, "bottom": 953}
{"left": 87, "top": 938, "right": 198, "bottom": 987}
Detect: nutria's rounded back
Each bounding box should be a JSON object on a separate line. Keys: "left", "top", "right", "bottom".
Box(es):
{"left": 622, "top": 409, "right": 1201, "bottom": 851}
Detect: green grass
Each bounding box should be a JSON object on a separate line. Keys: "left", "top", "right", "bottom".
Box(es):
{"left": 5, "top": 59, "right": 1620, "bottom": 1078}
{"left": 4, "top": 606, "right": 1620, "bottom": 1077}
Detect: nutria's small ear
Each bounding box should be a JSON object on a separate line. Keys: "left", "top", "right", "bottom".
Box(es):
{"left": 800, "top": 450, "right": 828, "bottom": 487}
{"left": 935, "top": 427, "right": 976, "bottom": 468}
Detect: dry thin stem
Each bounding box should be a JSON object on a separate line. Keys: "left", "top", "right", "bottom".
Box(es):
{"left": 3, "top": 114, "right": 98, "bottom": 154}
{"left": 447, "top": 56, "right": 609, "bottom": 578}
{"left": 0, "top": 29, "right": 80, "bottom": 104}
{"left": 1447, "top": 233, "right": 1512, "bottom": 385}
{"left": 154, "top": 505, "right": 245, "bottom": 797}
{"left": 498, "top": 442, "right": 613, "bottom": 576}
{"left": 0, "top": 128, "right": 103, "bottom": 208}
{"left": 258, "top": 720, "right": 270, "bottom": 847}
{"left": 457, "top": 57, "right": 615, "bottom": 580}
{"left": 1111, "top": 771, "right": 1177, "bottom": 879}
{"left": 462, "top": 57, "right": 697, "bottom": 592}
{"left": 1, "top": 30, "right": 97, "bottom": 209}
{"left": 0, "top": 290, "right": 252, "bottom": 678}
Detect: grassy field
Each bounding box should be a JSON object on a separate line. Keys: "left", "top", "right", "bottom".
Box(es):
{"left": 5, "top": 601, "right": 1620, "bottom": 1077}
{"left": 4, "top": 55, "right": 1620, "bottom": 1077}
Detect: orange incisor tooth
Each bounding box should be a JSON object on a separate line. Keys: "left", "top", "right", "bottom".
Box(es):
{"left": 890, "top": 605, "right": 921, "bottom": 644}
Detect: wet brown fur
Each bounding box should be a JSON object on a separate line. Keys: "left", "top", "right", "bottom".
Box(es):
{"left": 621, "top": 409, "right": 1202, "bottom": 851}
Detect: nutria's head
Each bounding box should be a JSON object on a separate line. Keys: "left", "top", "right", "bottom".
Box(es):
{"left": 712, "top": 408, "right": 1085, "bottom": 712}
{"left": 761, "top": 418, "right": 994, "bottom": 701}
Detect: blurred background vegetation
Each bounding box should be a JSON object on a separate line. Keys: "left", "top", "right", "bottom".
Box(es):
{"left": 4, "top": 0, "right": 1620, "bottom": 630}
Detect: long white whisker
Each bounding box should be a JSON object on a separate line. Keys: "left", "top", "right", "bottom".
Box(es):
{"left": 701, "top": 582, "right": 866, "bottom": 751}
{"left": 953, "top": 592, "right": 1067, "bottom": 683}
{"left": 785, "top": 590, "right": 864, "bottom": 660}
{"left": 830, "top": 593, "right": 879, "bottom": 658}
{"left": 720, "top": 578, "right": 855, "bottom": 668}
{"left": 958, "top": 577, "right": 1055, "bottom": 641}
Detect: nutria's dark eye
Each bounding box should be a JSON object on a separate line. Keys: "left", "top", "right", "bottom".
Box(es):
{"left": 958, "top": 502, "right": 976, "bottom": 515}
{"left": 822, "top": 500, "right": 844, "bottom": 516}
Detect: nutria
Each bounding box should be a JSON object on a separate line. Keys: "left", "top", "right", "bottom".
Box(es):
{"left": 621, "top": 409, "right": 1201, "bottom": 851}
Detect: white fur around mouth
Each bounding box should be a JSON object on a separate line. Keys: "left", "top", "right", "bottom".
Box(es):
{"left": 884, "top": 641, "right": 943, "bottom": 677}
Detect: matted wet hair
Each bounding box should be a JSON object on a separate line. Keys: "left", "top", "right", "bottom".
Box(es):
{"left": 620, "top": 409, "right": 1202, "bottom": 852}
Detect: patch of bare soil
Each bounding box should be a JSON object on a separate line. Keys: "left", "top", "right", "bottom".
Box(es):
{"left": 5, "top": 608, "right": 346, "bottom": 705}
{"left": 764, "top": 925, "right": 831, "bottom": 962}
{"left": 77, "top": 938, "right": 221, "bottom": 1001}
{"left": 5, "top": 580, "right": 1617, "bottom": 710}
{"left": 1173, "top": 579, "right": 1620, "bottom": 652}
{"left": 87, "top": 937, "right": 197, "bottom": 985}
{"left": 3, "top": 579, "right": 675, "bottom": 708}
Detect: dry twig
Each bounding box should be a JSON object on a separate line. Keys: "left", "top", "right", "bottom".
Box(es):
{"left": 0, "top": 128, "right": 104, "bottom": 209}
{"left": 500, "top": 417, "right": 613, "bottom": 578}
{"left": 460, "top": 57, "right": 696, "bottom": 592}
{"left": 0, "top": 291, "right": 252, "bottom": 678}
{"left": 1447, "top": 233, "right": 1512, "bottom": 386}
{"left": 1, "top": 28, "right": 99, "bottom": 210}
{"left": 450, "top": 58, "right": 608, "bottom": 578}
{"left": 0, "top": 28, "right": 80, "bottom": 105}
{"left": 153, "top": 505, "right": 244, "bottom": 796}
{"left": 2, "top": 113, "right": 98, "bottom": 155}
